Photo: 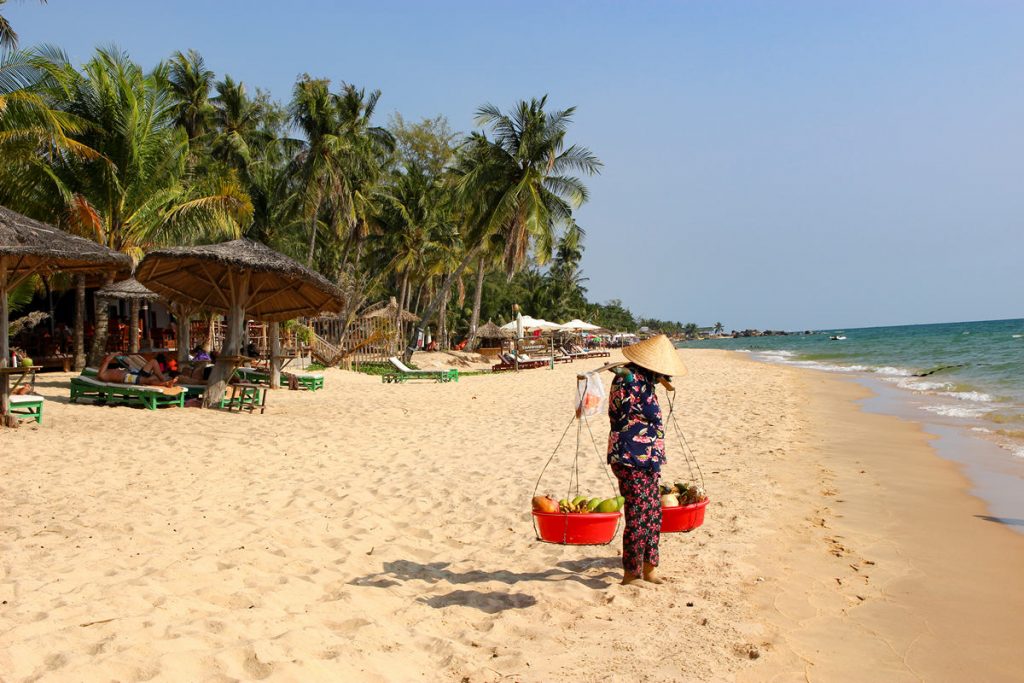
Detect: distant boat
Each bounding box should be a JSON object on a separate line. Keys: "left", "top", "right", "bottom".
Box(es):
{"left": 830, "top": 335, "right": 847, "bottom": 341}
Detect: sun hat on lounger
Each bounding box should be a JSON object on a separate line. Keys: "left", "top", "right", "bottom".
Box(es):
{"left": 621, "top": 334, "right": 687, "bottom": 379}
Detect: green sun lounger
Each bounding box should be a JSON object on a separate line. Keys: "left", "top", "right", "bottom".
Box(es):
{"left": 70, "top": 373, "right": 185, "bottom": 410}
{"left": 234, "top": 366, "right": 325, "bottom": 391}
{"left": 382, "top": 356, "right": 459, "bottom": 383}
{"left": 9, "top": 395, "right": 44, "bottom": 424}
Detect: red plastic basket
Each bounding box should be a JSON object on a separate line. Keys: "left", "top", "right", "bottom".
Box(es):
{"left": 660, "top": 499, "right": 709, "bottom": 533}
{"left": 532, "top": 511, "right": 621, "bottom": 545}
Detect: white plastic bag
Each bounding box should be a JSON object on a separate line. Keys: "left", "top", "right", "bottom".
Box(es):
{"left": 574, "top": 372, "right": 607, "bottom": 418}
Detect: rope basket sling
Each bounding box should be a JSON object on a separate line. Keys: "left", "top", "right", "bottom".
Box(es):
{"left": 530, "top": 373, "right": 622, "bottom": 545}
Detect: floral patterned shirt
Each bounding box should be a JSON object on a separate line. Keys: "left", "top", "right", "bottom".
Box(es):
{"left": 606, "top": 365, "right": 666, "bottom": 471}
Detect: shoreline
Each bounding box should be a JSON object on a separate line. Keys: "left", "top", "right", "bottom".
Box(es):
{"left": 740, "top": 354, "right": 1024, "bottom": 681}
{"left": 1, "top": 350, "right": 1022, "bottom": 680}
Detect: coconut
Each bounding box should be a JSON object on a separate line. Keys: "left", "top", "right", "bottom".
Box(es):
{"left": 661, "top": 493, "right": 680, "bottom": 508}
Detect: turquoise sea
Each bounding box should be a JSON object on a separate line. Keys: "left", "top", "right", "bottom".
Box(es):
{"left": 677, "top": 318, "right": 1024, "bottom": 460}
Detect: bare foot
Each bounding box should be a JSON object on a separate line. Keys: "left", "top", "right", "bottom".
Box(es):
{"left": 621, "top": 571, "right": 644, "bottom": 586}
{"left": 643, "top": 563, "right": 664, "bottom": 584}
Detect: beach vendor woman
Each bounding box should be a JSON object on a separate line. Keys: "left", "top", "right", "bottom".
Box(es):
{"left": 606, "top": 334, "right": 687, "bottom": 585}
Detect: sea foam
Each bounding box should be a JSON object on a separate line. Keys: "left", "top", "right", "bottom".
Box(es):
{"left": 920, "top": 404, "right": 993, "bottom": 418}
{"left": 874, "top": 366, "right": 914, "bottom": 377}
{"left": 939, "top": 390, "right": 995, "bottom": 403}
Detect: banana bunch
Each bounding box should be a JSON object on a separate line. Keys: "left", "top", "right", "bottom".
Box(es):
{"left": 556, "top": 495, "right": 625, "bottom": 514}
{"left": 558, "top": 495, "right": 595, "bottom": 513}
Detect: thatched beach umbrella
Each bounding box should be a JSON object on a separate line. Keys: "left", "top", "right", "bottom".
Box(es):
{"left": 0, "top": 206, "right": 130, "bottom": 422}
{"left": 136, "top": 239, "right": 344, "bottom": 407}
{"left": 95, "top": 277, "right": 160, "bottom": 301}
{"left": 95, "top": 278, "right": 161, "bottom": 353}
{"left": 360, "top": 296, "right": 420, "bottom": 323}
{"left": 475, "top": 320, "right": 514, "bottom": 342}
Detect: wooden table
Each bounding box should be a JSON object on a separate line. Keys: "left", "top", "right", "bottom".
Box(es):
{"left": 0, "top": 365, "right": 40, "bottom": 428}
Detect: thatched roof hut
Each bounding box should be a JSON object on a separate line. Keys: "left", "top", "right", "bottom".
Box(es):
{"left": 135, "top": 239, "right": 344, "bottom": 321}
{"left": 476, "top": 320, "right": 513, "bottom": 341}
{"left": 360, "top": 296, "right": 419, "bottom": 323}
{"left": 136, "top": 239, "right": 345, "bottom": 407}
{"left": 1, "top": 205, "right": 131, "bottom": 424}
{"left": 95, "top": 277, "right": 161, "bottom": 301}
{"left": 0, "top": 206, "right": 131, "bottom": 278}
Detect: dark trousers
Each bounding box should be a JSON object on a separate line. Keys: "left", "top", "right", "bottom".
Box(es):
{"left": 611, "top": 463, "right": 661, "bottom": 575}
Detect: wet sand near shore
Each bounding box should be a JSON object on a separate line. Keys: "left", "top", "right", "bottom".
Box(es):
{"left": 1, "top": 350, "right": 1021, "bottom": 681}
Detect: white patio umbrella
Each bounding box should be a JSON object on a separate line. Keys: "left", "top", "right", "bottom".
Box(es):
{"left": 501, "top": 315, "right": 553, "bottom": 331}
{"left": 560, "top": 319, "right": 603, "bottom": 332}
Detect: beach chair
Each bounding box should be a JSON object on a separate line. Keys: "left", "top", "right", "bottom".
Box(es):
{"left": 234, "top": 366, "right": 325, "bottom": 391}
{"left": 491, "top": 353, "right": 546, "bottom": 372}
{"left": 9, "top": 394, "right": 43, "bottom": 424}
{"left": 383, "top": 356, "right": 459, "bottom": 383}
{"left": 70, "top": 369, "right": 185, "bottom": 410}
{"left": 570, "top": 344, "right": 610, "bottom": 359}
{"left": 553, "top": 348, "right": 574, "bottom": 363}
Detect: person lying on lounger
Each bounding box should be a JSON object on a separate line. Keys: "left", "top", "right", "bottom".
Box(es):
{"left": 97, "top": 354, "right": 177, "bottom": 387}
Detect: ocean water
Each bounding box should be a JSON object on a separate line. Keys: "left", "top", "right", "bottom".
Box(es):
{"left": 677, "top": 318, "right": 1024, "bottom": 460}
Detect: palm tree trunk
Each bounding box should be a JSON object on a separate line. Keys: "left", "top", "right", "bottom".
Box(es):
{"left": 466, "top": 254, "right": 486, "bottom": 350}
{"left": 397, "top": 272, "right": 409, "bottom": 354}
{"left": 129, "top": 299, "right": 140, "bottom": 353}
{"left": 88, "top": 273, "right": 115, "bottom": 366}
{"left": 175, "top": 307, "right": 191, "bottom": 366}
{"left": 438, "top": 276, "right": 448, "bottom": 351}
{"left": 73, "top": 276, "right": 86, "bottom": 370}
{"left": 403, "top": 246, "right": 480, "bottom": 363}
{"left": 305, "top": 207, "right": 319, "bottom": 267}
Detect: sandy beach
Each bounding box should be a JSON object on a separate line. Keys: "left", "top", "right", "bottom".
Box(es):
{"left": 2, "top": 349, "right": 1023, "bottom": 682}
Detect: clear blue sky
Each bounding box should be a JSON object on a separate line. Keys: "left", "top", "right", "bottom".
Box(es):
{"left": 8, "top": 0, "right": 1023, "bottom": 330}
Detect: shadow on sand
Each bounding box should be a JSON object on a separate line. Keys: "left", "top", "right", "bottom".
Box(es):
{"left": 352, "top": 557, "right": 619, "bottom": 589}
{"left": 350, "top": 556, "right": 619, "bottom": 612}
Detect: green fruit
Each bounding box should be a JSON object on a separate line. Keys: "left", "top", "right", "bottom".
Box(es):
{"left": 586, "top": 498, "right": 601, "bottom": 511}
{"left": 596, "top": 498, "right": 619, "bottom": 513}
{"left": 558, "top": 498, "right": 569, "bottom": 510}
{"left": 571, "top": 495, "right": 588, "bottom": 507}
{"left": 615, "top": 496, "right": 625, "bottom": 510}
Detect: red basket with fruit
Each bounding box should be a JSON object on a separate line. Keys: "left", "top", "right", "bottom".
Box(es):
{"left": 531, "top": 495, "right": 623, "bottom": 545}
{"left": 659, "top": 482, "right": 709, "bottom": 533}
{"left": 530, "top": 372, "right": 622, "bottom": 545}
{"left": 659, "top": 389, "right": 711, "bottom": 534}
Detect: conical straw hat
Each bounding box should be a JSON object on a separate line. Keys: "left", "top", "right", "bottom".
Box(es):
{"left": 622, "top": 334, "right": 687, "bottom": 378}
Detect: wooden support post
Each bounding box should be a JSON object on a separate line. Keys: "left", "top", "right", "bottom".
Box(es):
{"left": 1, "top": 258, "right": 12, "bottom": 426}
{"left": 269, "top": 321, "right": 281, "bottom": 389}
{"left": 203, "top": 273, "right": 248, "bottom": 408}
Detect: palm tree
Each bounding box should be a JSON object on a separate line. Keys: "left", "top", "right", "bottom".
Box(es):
{"left": 713, "top": 321, "right": 724, "bottom": 335}
{"left": 403, "top": 96, "right": 601, "bottom": 361}
{"left": 29, "top": 47, "right": 252, "bottom": 361}
{"left": 165, "top": 49, "right": 214, "bottom": 142}
{"left": 288, "top": 77, "right": 394, "bottom": 274}
{"left": 0, "top": 45, "right": 98, "bottom": 216}
{"left": 0, "top": 0, "right": 46, "bottom": 54}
